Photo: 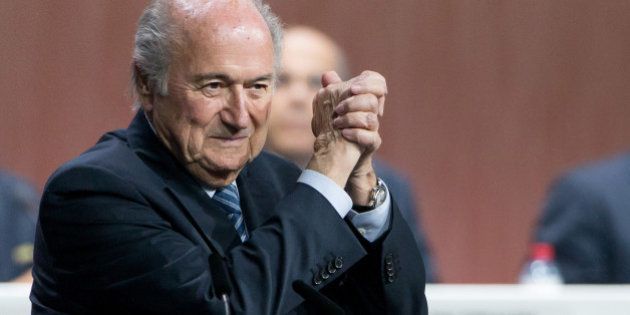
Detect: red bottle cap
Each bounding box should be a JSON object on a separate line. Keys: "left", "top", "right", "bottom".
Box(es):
{"left": 531, "top": 243, "right": 555, "bottom": 261}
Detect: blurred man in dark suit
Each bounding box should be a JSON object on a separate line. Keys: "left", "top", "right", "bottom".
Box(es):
{"left": 0, "top": 171, "right": 38, "bottom": 283}
{"left": 266, "top": 26, "right": 437, "bottom": 282}
{"left": 533, "top": 153, "right": 630, "bottom": 283}
{"left": 31, "top": 0, "right": 427, "bottom": 314}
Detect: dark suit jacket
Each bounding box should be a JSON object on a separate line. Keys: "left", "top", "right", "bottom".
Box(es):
{"left": 535, "top": 153, "right": 630, "bottom": 283}
{"left": 31, "top": 112, "right": 427, "bottom": 314}
{"left": 373, "top": 160, "right": 437, "bottom": 282}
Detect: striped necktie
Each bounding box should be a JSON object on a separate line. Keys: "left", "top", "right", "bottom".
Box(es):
{"left": 213, "top": 183, "right": 249, "bottom": 242}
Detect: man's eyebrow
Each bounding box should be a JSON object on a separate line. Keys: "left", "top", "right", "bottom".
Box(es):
{"left": 246, "top": 73, "right": 274, "bottom": 83}
{"left": 193, "top": 73, "right": 273, "bottom": 84}
{"left": 193, "top": 73, "right": 233, "bottom": 83}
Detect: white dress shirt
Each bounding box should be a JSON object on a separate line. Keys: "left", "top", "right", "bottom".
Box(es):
{"left": 298, "top": 169, "right": 391, "bottom": 242}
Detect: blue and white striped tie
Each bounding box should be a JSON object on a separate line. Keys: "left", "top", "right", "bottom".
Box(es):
{"left": 213, "top": 183, "right": 249, "bottom": 242}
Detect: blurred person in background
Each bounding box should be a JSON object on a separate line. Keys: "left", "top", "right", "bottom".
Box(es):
{"left": 266, "top": 25, "right": 438, "bottom": 282}
{"left": 533, "top": 152, "right": 630, "bottom": 283}
{"left": 0, "top": 170, "right": 39, "bottom": 282}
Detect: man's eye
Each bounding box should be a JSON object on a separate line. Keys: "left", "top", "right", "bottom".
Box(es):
{"left": 253, "top": 83, "right": 268, "bottom": 90}
{"left": 204, "top": 82, "right": 222, "bottom": 90}
{"left": 201, "top": 81, "right": 225, "bottom": 92}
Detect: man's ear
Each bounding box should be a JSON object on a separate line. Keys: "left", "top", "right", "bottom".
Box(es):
{"left": 134, "top": 64, "right": 154, "bottom": 111}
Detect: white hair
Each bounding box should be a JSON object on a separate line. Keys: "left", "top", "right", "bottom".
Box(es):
{"left": 130, "top": 0, "right": 283, "bottom": 109}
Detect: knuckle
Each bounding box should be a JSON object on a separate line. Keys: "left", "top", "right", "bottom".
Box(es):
{"left": 343, "top": 96, "right": 355, "bottom": 108}
{"left": 358, "top": 133, "right": 369, "bottom": 146}
{"left": 366, "top": 113, "right": 378, "bottom": 129}
{"left": 351, "top": 113, "right": 363, "bottom": 128}
{"left": 367, "top": 94, "right": 379, "bottom": 110}
{"left": 368, "top": 134, "right": 381, "bottom": 151}
{"left": 361, "top": 117, "right": 369, "bottom": 129}
{"left": 345, "top": 129, "right": 357, "bottom": 140}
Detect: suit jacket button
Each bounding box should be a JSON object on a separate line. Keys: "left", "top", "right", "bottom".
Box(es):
{"left": 386, "top": 268, "right": 395, "bottom": 276}
{"left": 313, "top": 274, "right": 323, "bottom": 286}
{"left": 385, "top": 254, "right": 393, "bottom": 264}
{"left": 327, "top": 261, "right": 337, "bottom": 274}
{"left": 334, "top": 256, "right": 343, "bottom": 269}
{"left": 320, "top": 269, "right": 330, "bottom": 280}
{"left": 386, "top": 275, "right": 395, "bottom": 283}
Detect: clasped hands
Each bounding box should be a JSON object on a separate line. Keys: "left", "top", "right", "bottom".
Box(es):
{"left": 306, "top": 70, "right": 387, "bottom": 207}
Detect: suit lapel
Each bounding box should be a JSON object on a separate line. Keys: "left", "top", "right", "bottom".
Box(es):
{"left": 236, "top": 158, "right": 282, "bottom": 231}
{"left": 162, "top": 178, "right": 241, "bottom": 254}
{"left": 237, "top": 166, "right": 263, "bottom": 230}
{"left": 126, "top": 111, "right": 239, "bottom": 256}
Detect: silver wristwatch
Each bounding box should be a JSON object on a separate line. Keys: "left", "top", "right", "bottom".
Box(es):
{"left": 367, "top": 178, "right": 387, "bottom": 209}
{"left": 353, "top": 178, "right": 387, "bottom": 212}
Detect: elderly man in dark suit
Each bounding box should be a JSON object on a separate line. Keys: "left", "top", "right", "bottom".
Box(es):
{"left": 31, "top": 0, "right": 427, "bottom": 314}
{"left": 533, "top": 153, "right": 630, "bottom": 283}
{"left": 266, "top": 25, "right": 437, "bottom": 282}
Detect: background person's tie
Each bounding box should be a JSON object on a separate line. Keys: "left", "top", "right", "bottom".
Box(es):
{"left": 213, "top": 183, "right": 249, "bottom": 242}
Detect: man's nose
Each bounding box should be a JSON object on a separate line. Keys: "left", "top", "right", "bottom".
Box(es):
{"left": 221, "top": 86, "right": 250, "bottom": 129}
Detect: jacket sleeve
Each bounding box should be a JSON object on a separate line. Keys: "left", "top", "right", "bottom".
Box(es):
{"left": 34, "top": 165, "right": 369, "bottom": 314}
{"left": 320, "top": 196, "right": 428, "bottom": 314}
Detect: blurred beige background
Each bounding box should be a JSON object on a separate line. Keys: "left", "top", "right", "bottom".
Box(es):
{"left": 2, "top": 0, "right": 630, "bottom": 283}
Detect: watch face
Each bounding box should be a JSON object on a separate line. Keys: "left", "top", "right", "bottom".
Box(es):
{"left": 367, "top": 179, "right": 387, "bottom": 208}
{"left": 371, "top": 179, "right": 387, "bottom": 207}
{"left": 375, "top": 188, "right": 387, "bottom": 204}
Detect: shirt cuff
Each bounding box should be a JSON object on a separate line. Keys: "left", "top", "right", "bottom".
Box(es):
{"left": 297, "top": 169, "right": 353, "bottom": 218}
{"left": 346, "top": 182, "right": 392, "bottom": 242}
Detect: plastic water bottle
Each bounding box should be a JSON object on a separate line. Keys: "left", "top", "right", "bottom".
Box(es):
{"left": 519, "top": 243, "right": 563, "bottom": 285}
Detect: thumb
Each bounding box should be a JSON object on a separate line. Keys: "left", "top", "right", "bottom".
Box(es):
{"left": 321, "top": 71, "right": 342, "bottom": 87}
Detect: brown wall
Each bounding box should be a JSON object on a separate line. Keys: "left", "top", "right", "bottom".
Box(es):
{"left": 2, "top": 0, "right": 630, "bottom": 283}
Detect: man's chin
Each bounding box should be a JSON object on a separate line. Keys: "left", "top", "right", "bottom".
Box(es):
{"left": 190, "top": 167, "right": 239, "bottom": 188}
{"left": 195, "top": 156, "right": 249, "bottom": 186}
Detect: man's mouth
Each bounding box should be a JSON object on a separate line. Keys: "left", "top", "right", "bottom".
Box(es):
{"left": 211, "top": 135, "right": 249, "bottom": 145}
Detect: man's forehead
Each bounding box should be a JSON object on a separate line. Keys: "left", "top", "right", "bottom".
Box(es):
{"left": 178, "top": 19, "right": 273, "bottom": 62}
{"left": 170, "top": 0, "right": 270, "bottom": 43}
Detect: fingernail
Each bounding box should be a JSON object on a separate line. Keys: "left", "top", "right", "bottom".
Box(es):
{"left": 334, "top": 105, "right": 344, "bottom": 114}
